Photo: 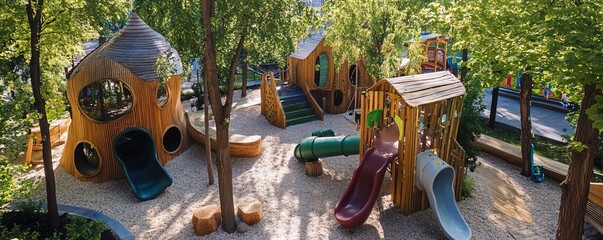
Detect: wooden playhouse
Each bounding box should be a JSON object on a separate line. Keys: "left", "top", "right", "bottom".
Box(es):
{"left": 359, "top": 71, "right": 466, "bottom": 214}
{"left": 61, "top": 12, "right": 191, "bottom": 182}
{"left": 261, "top": 33, "right": 374, "bottom": 128}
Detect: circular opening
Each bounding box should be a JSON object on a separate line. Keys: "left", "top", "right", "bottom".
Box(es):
{"left": 157, "top": 83, "right": 169, "bottom": 108}
{"left": 74, "top": 142, "right": 101, "bottom": 177}
{"left": 163, "top": 126, "right": 182, "bottom": 153}
{"left": 333, "top": 90, "right": 344, "bottom": 107}
{"left": 349, "top": 64, "right": 357, "bottom": 86}
{"left": 78, "top": 79, "right": 133, "bottom": 122}
{"left": 114, "top": 129, "right": 154, "bottom": 167}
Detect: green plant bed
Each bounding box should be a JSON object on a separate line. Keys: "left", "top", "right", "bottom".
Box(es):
{"left": 0, "top": 211, "right": 116, "bottom": 240}
{"left": 478, "top": 117, "right": 570, "bottom": 164}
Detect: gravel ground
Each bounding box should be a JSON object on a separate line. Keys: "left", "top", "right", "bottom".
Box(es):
{"left": 25, "top": 89, "right": 565, "bottom": 239}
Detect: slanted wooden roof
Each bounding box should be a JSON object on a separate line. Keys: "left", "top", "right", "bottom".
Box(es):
{"left": 368, "top": 71, "right": 465, "bottom": 107}
{"left": 290, "top": 33, "right": 325, "bottom": 60}
{"left": 69, "top": 12, "right": 183, "bottom": 81}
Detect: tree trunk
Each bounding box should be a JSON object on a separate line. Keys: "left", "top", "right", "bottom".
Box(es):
{"left": 519, "top": 71, "right": 533, "bottom": 177}
{"left": 201, "top": 0, "right": 243, "bottom": 233}
{"left": 489, "top": 87, "right": 499, "bottom": 127}
{"left": 556, "top": 84, "right": 601, "bottom": 239}
{"left": 26, "top": 0, "right": 59, "bottom": 229}
{"left": 460, "top": 49, "right": 468, "bottom": 81}
{"left": 241, "top": 61, "right": 248, "bottom": 98}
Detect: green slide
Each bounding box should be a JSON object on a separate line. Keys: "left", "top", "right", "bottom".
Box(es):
{"left": 294, "top": 135, "right": 360, "bottom": 162}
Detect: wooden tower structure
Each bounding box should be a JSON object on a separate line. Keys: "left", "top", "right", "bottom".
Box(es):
{"left": 61, "top": 12, "right": 191, "bottom": 182}
{"left": 359, "top": 71, "right": 466, "bottom": 215}
{"left": 408, "top": 33, "right": 449, "bottom": 73}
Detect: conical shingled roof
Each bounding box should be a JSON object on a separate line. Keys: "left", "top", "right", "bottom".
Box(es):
{"left": 69, "top": 12, "right": 183, "bottom": 81}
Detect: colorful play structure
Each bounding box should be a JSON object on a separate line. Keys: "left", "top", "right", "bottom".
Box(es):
{"left": 406, "top": 33, "right": 449, "bottom": 74}
{"left": 62, "top": 12, "right": 261, "bottom": 200}
{"left": 294, "top": 71, "right": 470, "bottom": 238}
{"left": 261, "top": 34, "right": 374, "bottom": 128}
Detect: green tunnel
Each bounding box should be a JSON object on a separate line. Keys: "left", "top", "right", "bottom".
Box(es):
{"left": 294, "top": 135, "right": 360, "bottom": 162}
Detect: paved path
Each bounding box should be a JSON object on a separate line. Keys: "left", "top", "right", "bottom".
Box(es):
{"left": 482, "top": 88, "right": 574, "bottom": 142}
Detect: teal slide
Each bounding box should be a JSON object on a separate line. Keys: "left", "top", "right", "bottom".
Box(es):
{"left": 416, "top": 150, "right": 471, "bottom": 240}
{"left": 294, "top": 135, "right": 360, "bottom": 162}
{"left": 113, "top": 128, "right": 173, "bottom": 201}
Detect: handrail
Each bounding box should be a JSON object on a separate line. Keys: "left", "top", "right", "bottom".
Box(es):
{"left": 270, "top": 72, "right": 287, "bottom": 128}
{"left": 301, "top": 80, "right": 324, "bottom": 120}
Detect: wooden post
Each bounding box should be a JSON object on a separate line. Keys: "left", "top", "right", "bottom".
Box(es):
{"left": 489, "top": 87, "right": 499, "bottom": 127}
{"left": 25, "top": 137, "right": 34, "bottom": 164}
{"left": 204, "top": 78, "right": 214, "bottom": 185}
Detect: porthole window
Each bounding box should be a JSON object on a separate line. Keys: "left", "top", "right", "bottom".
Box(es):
{"left": 78, "top": 79, "right": 133, "bottom": 122}
{"left": 157, "top": 82, "right": 168, "bottom": 108}
{"left": 163, "top": 126, "right": 182, "bottom": 153}
{"left": 349, "top": 64, "right": 357, "bottom": 86}
{"left": 334, "top": 90, "right": 344, "bottom": 107}
{"left": 74, "top": 142, "right": 101, "bottom": 177}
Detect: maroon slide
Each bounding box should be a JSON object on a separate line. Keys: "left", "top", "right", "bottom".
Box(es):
{"left": 334, "top": 125, "right": 399, "bottom": 228}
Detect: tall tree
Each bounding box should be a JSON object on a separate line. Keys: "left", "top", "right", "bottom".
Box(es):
{"left": 448, "top": 0, "right": 551, "bottom": 176}
{"left": 136, "top": 0, "right": 315, "bottom": 233}
{"left": 544, "top": 0, "right": 603, "bottom": 238}
{"left": 1, "top": 0, "right": 129, "bottom": 228}
{"left": 323, "top": 0, "right": 423, "bottom": 80}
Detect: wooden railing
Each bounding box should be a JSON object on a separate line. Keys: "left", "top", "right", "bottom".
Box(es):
{"left": 300, "top": 80, "right": 324, "bottom": 120}
{"left": 448, "top": 138, "right": 466, "bottom": 201}
{"left": 260, "top": 72, "right": 286, "bottom": 128}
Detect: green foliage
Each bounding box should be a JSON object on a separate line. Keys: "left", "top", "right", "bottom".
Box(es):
{"left": 65, "top": 215, "right": 106, "bottom": 240}
{"left": 461, "top": 175, "right": 475, "bottom": 199}
{"left": 456, "top": 74, "right": 485, "bottom": 171}
{"left": 0, "top": 158, "right": 36, "bottom": 209}
{"left": 323, "top": 0, "right": 416, "bottom": 80}
{"left": 136, "top": 0, "right": 317, "bottom": 82}
{"left": 0, "top": 224, "right": 40, "bottom": 240}
{"left": 14, "top": 196, "right": 44, "bottom": 215}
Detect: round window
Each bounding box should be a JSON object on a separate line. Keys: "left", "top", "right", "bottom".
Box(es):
{"left": 78, "top": 79, "right": 133, "bottom": 122}
{"left": 157, "top": 83, "right": 169, "bottom": 108}
{"left": 163, "top": 126, "right": 182, "bottom": 153}
{"left": 74, "top": 142, "right": 101, "bottom": 177}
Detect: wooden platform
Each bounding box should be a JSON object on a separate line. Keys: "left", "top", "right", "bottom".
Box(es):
{"left": 26, "top": 118, "right": 71, "bottom": 164}
{"left": 186, "top": 111, "right": 261, "bottom": 157}
{"left": 474, "top": 134, "right": 568, "bottom": 182}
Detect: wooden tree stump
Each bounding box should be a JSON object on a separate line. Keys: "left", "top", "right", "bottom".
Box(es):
{"left": 305, "top": 160, "right": 323, "bottom": 177}
{"left": 192, "top": 204, "right": 221, "bottom": 236}
{"left": 237, "top": 201, "right": 263, "bottom": 225}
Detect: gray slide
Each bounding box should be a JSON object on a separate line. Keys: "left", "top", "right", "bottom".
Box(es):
{"left": 416, "top": 149, "right": 471, "bottom": 240}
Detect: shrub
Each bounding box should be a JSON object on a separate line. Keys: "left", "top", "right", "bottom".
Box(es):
{"left": 461, "top": 175, "right": 475, "bottom": 199}
{"left": 66, "top": 215, "right": 107, "bottom": 240}
{"left": 457, "top": 73, "right": 485, "bottom": 172}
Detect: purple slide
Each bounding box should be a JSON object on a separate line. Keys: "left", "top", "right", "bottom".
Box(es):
{"left": 334, "top": 125, "right": 399, "bottom": 228}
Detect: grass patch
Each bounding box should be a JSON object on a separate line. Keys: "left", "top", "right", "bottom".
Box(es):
{"left": 461, "top": 175, "right": 475, "bottom": 200}
{"left": 478, "top": 117, "right": 570, "bottom": 164}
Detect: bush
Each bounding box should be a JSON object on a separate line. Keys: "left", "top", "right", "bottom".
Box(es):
{"left": 66, "top": 215, "right": 107, "bottom": 240}
{"left": 461, "top": 175, "right": 475, "bottom": 199}
{"left": 181, "top": 89, "right": 195, "bottom": 101}
{"left": 456, "top": 73, "right": 485, "bottom": 172}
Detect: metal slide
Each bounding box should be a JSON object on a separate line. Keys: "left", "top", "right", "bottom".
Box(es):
{"left": 416, "top": 150, "right": 471, "bottom": 240}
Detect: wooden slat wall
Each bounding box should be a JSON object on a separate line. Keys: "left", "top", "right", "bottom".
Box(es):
{"left": 61, "top": 56, "right": 191, "bottom": 182}
{"left": 259, "top": 73, "right": 286, "bottom": 128}
{"left": 359, "top": 80, "right": 466, "bottom": 215}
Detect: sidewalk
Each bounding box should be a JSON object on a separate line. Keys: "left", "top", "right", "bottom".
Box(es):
{"left": 481, "top": 88, "right": 575, "bottom": 142}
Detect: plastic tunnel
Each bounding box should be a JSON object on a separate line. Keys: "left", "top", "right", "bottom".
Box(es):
{"left": 113, "top": 128, "right": 173, "bottom": 201}
{"left": 294, "top": 135, "right": 360, "bottom": 162}
{"left": 416, "top": 150, "right": 471, "bottom": 240}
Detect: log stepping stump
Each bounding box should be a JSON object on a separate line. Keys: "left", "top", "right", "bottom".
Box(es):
{"left": 192, "top": 204, "right": 221, "bottom": 236}
{"left": 305, "top": 160, "right": 323, "bottom": 177}
{"left": 237, "top": 201, "right": 263, "bottom": 225}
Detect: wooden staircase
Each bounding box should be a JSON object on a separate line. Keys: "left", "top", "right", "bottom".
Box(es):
{"left": 278, "top": 85, "right": 318, "bottom": 126}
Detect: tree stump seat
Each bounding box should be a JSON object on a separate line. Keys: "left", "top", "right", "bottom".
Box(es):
{"left": 192, "top": 204, "right": 221, "bottom": 236}
{"left": 237, "top": 201, "right": 263, "bottom": 225}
